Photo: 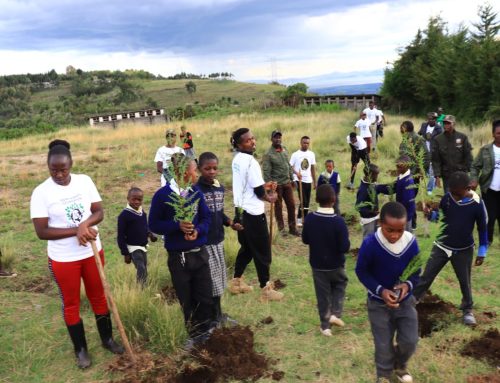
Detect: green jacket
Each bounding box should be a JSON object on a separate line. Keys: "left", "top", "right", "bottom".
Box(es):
{"left": 262, "top": 145, "right": 294, "bottom": 185}
{"left": 431, "top": 130, "right": 473, "bottom": 178}
{"left": 399, "top": 132, "right": 430, "bottom": 176}
{"left": 470, "top": 142, "right": 496, "bottom": 194}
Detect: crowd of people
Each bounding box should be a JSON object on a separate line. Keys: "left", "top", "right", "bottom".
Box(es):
{"left": 28, "top": 113, "right": 500, "bottom": 382}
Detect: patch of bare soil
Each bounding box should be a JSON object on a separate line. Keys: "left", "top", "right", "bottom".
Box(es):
{"left": 260, "top": 316, "right": 274, "bottom": 325}
{"left": 341, "top": 213, "right": 358, "bottom": 226}
{"left": 160, "top": 285, "right": 178, "bottom": 304}
{"left": 350, "top": 248, "right": 360, "bottom": 257}
{"left": 273, "top": 279, "right": 286, "bottom": 290}
{"left": 416, "top": 201, "right": 440, "bottom": 212}
{"left": 109, "top": 326, "right": 284, "bottom": 382}
{"left": 22, "top": 275, "right": 54, "bottom": 294}
{"left": 417, "top": 292, "right": 458, "bottom": 337}
{"left": 466, "top": 373, "right": 500, "bottom": 383}
{"left": 461, "top": 328, "right": 500, "bottom": 368}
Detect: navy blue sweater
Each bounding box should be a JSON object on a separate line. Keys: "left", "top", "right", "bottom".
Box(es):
{"left": 117, "top": 208, "right": 149, "bottom": 256}
{"left": 302, "top": 210, "right": 350, "bottom": 269}
{"left": 391, "top": 173, "right": 417, "bottom": 220}
{"left": 437, "top": 193, "right": 488, "bottom": 250}
{"left": 148, "top": 184, "right": 210, "bottom": 251}
{"left": 317, "top": 172, "right": 340, "bottom": 196}
{"left": 195, "top": 177, "right": 231, "bottom": 245}
{"left": 355, "top": 180, "right": 389, "bottom": 218}
{"left": 355, "top": 232, "right": 420, "bottom": 302}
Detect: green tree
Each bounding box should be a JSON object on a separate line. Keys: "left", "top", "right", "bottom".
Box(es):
{"left": 185, "top": 81, "right": 197, "bottom": 99}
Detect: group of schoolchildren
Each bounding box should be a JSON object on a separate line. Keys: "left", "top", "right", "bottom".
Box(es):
{"left": 117, "top": 122, "right": 488, "bottom": 383}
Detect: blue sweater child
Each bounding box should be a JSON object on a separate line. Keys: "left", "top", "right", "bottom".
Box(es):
{"left": 302, "top": 184, "right": 350, "bottom": 334}
{"left": 414, "top": 171, "right": 488, "bottom": 326}
{"left": 355, "top": 201, "right": 420, "bottom": 382}
{"left": 148, "top": 156, "right": 214, "bottom": 340}
{"left": 317, "top": 160, "right": 341, "bottom": 213}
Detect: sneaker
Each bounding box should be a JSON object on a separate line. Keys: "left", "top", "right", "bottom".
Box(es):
{"left": 395, "top": 370, "right": 413, "bottom": 383}
{"left": 463, "top": 312, "right": 477, "bottom": 326}
{"left": 329, "top": 315, "right": 345, "bottom": 327}
{"left": 0, "top": 270, "right": 17, "bottom": 278}
{"left": 228, "top": 277, "right": 253, "bottom": 294}
{"left": 319, "top": 328, "right": 332, "bottom": 337}
{"left": 297, "top": 218, "right": 303, "bottom": 227}
{"left": 260, "top": 281, "right": 284, "bottom": 302}
{"left": 346, "top": 182, "right": 354, "bottom": 190}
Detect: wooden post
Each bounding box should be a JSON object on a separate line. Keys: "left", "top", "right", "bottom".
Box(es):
{"left": 269, "top": 202, "right": 274, "bottom": 248}
{"left": 90, "top": 241, "right": 136, "bottom": 364}
{"left": 299, "top": 179, "right": 305, "bottom": 222}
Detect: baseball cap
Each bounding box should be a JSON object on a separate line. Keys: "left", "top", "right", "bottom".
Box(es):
{"left": 443, "top": 115, "right": 455, "bottom": 123}
{"left": 271, "top": 130, "right": 282, "bottom": 138}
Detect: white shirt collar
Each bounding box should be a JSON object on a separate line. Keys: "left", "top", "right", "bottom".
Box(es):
{"left": 317, "top": 207, "right": 335, "bottom": 214}
{"left": 398, "top": 169, "right": 411, "bottom": 180}
{"left": 375, "top": 228, "right": 414, "bottom": 255}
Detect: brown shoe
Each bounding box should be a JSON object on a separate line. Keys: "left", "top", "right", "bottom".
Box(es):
{"left": 260, "top": 281, "right": 284, "bottom": 302}
{"left": 228, "top": 277, "right": 253, "bottom": 294}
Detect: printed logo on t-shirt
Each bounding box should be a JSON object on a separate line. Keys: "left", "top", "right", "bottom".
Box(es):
{"left": 301, "top": 158, "right": 310, "bottom": 170}
{"left": 65, "top": 202, "right": 85, "bottom": 226}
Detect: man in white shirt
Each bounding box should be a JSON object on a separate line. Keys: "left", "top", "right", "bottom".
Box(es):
{"left": 154, "top": 128, "right": 185, "bottom": 186}
{"left": 230, "top": 128, "right": 284, "bottom": 302}
{"left": 347, "top": 132, "right": 370, "bottom": 189}
{"left": 290, "top": 136, "right": 317, "bottom": 226}
{"left": 363, "top": 101, "right": 379, "bottom": 151}
{"left": 375, "top": 106, "right": 386, "bottom": 139}
{"left": 354, "top": 112, "right": 373, "bottom": 154}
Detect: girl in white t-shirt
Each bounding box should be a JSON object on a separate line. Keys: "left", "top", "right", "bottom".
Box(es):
{"left": 354, "top": 112, "right": 373, "bottom": 153}
{"left": 30, "top": 140, "right": 123, "bottom": 369}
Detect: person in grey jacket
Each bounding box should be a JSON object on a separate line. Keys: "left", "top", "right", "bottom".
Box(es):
{"left": 470, "top": 119, "right": 500, "bottom": 245}
{"left": 432, "top": 115, "right": 473, "bottom": 193}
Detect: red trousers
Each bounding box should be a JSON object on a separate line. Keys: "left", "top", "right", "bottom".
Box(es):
{"left": 48, "top": 250, "right": 109, "bottom": 326}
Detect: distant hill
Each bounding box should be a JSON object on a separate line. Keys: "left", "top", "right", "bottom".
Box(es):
{"left": 310, "top": 83, "right": 382, "bottom": 95}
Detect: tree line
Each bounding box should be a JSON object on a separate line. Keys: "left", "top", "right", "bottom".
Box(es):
{"left": 381, "top": 4, "right": 499, "bottom": 123}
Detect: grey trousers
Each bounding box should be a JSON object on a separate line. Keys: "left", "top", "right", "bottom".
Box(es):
{"left": 312, "top": 268, "right": 348, "bottom": 330}
{"left": 414, "top": 245, "right": 474, "bottom": 311}
{"left": 367, "top": 296, "right": 419, "bottom": 378}
{"left": 362, "top": 220, "right": 378, "bottom": 238}
{"left": 130, "top": 250, "right": 148, "bottom": 286}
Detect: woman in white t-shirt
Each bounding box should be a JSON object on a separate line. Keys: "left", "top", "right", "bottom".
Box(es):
{"left": 154, "top": 128, "right": 185, "bottom": 186}
{"left": 30, "top": 140, "right": 123, "bottom": 369}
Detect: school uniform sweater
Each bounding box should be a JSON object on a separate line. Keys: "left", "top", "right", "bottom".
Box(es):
{"left": 318, "top": 171, "right": 341, "bottom": 196}
{"left": 394, "top": 170, "right": 417, "bottom": 221}
{"left": 355, "top": 180, "right": 389, "bottom": 219}
{"left": 355, "top": 230, "right": 420, "bottom": 302}
{"left": 117, "top": 207, "right": 149, "bottom": 256}
{"left": 302, "top": 208, "right": 350, "bottom": 269}
{"left": 195, "top": 177, "right": 231, "bottom": 245}
{"left": 436, "top": 192, "right": 488, "bottom": 250}
{"left": 149, "top": 183, "right": 210, "bottom": 252}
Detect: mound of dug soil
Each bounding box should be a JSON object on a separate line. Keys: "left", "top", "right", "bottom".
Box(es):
{"left": 161, "top": 285, "right": 178, "bottom": 304}
{"left": 461, "top": 328, "right": 500, "bottom": 368}
{"left": 417, "top": 292, "right": 457, "bottom": 337}
{"left": 109, "top": 326, "right": 283, "bottom": 382}
{"left": 467, "top": 373, "right": 500, "bottom": 383}
{"left": 273, "top": 279, "right": 286, "bottom": 290}
{"left": 187, "top": 325, "right": 283, "bottom": 382}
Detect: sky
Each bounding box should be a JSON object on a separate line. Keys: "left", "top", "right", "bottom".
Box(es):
{"left": 0, "top": 0, "right": 491, "bottom": 85}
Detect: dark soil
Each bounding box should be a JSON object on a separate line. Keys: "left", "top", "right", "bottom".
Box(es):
{"left": 273, "top": 279, "right": 286, "bottom": 290}
{"left": 350, "top": 248, "right": 360, "bottom": 257}
{"left": 260, "top": 316, "right": 274, "bottom": 325}
{"left": 341, "top": 214, "right": 358, "bottom": 226}
{"left": 161, "top": 285, "right": 178, "bottom": 304}
{"left": 23, "top": 275, "right": 54, "bottom": 294}
{"left": 109, "top": 326, "right": 283, "bottom": 382}
{"left": 466, "top": 373, "right": 500, "bottom": 383}
{"left": 417, "top": 292, "right": 458, "bottom": 337}
{"left": 461, "top": 328, "right": 500, "bottom": 368}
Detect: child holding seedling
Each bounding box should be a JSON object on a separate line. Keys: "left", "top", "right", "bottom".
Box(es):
{"left": 355, "top": 164, "right": 389, "bottom": 238}
{"left": 414, "top": 171, "right": 488, "bottom": 326}
{"left": 355, "top": 201, "right": 420, "bottom": 383}
{"left": 302, "top": 184, "right": 350, "bottom": 336}
{"left": 148, "top": 153, "right": 214, "bottom": 344}
{"left": 317, "top": 160, "right": 341, "bottom": 214}
{"left": 195, "top": 152, "right": 241, "bottom": 325}
{"left": 117, "top": 187, "right": 157, "bottom": 286}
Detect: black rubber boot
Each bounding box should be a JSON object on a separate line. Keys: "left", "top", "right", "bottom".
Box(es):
{"left": 66, "top": 321, "right": 91, "bottom": 369}
{"left": 95, "top": 313, "right": 124, "bottom": 355}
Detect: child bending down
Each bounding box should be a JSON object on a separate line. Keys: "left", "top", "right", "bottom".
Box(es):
{"left": 302, "top": 184, "right": 350, "bottom": 336}
{"left": 356, "top": 201, "right": 420, "bottom": 383}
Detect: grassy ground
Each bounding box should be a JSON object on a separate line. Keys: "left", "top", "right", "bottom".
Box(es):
{"left": 0, "top": 110, "right": 498, "bottom": 383}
